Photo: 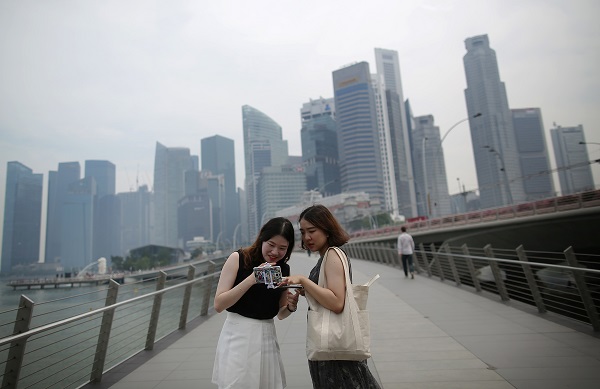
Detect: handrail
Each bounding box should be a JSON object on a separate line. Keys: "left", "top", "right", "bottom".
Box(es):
{"left": 344, "top": 241, "right": 600, "bottom": 332}
{"left": 0, "top": 259, "right": 226, "bottom": 389}
{"left": 0, "top": 271, "right": 219, "bottom": 347}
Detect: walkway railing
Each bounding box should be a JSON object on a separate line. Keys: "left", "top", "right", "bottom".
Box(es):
{"left": 0, "top": 257, "right": 227, "bottom": 389}
{"left": 350, "top": 189, "right": 600, "bottom": 240}
{"left": 344, "top": 242, "right": 600, "bottom": 332}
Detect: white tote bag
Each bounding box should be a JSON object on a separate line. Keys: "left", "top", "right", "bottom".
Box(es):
{"left": 305, "top": 247, "right": 379, "bottom": 361}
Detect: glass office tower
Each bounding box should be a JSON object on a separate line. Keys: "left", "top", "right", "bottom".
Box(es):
{"left": 550, "top": 125, "right": 595, "bottom": 195}
{"left": 1, "top": 162, "right": 43, "bottom": 274}
{"left": 332, "top": 62, "right": 384, "bottom": 209}
{"left": 242, "top": 105, "right": 289, "bottom": 239}
{"left": 153, "top": 142, "right": 194, "bottom": 248}
{"left": 300, "top": 97, "right": 341, "bottom": 196}
{"left": 375, "top": 48, "right": 417, "bottom": 218}
{"left": 512, "top": 108, "right": 555, "bottom": 200}
{"left": 201, "top": 135, "right": 240, "bottom": 245}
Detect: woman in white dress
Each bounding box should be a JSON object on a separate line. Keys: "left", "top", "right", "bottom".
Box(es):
{"left": 212, "top": 217, "right": 300, "bottom": 389}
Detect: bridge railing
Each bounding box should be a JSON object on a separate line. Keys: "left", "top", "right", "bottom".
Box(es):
{"left": 0, "top": 256, "right": 227, "bottom": 389}
{"left": 344, "top": 242, "right": 600, "bottom": 332}
{"left": 350, "top": 189, "right": 600, "bottom": 240}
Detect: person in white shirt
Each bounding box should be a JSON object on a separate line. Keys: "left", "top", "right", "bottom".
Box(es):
{"left": 397, "top": 226, "right": 415, "bottom": 279}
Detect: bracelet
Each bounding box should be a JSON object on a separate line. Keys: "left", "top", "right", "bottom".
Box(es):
{"left": 286, "top": 304, "right": 297, "bottom": 313}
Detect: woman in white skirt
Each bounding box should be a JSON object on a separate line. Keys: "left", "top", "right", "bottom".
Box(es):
{"left": 212, "top": 217, "right": 300, "bottom": 389}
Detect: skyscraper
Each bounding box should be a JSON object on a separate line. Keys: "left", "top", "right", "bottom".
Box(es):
{"left": 242, "top": 105, "right": 289, "bottom": 238}
{"left": 201, "top": 135, "right": 239, "bottom": 245}
{"left": 412, "top": 115, "right": 453, "bottom": 218}
{"left": 332, "top": 62, "right": 384, "bottom": 209}
{"left": 61, "top": 176, "right": 96, "bottom": 273}
{"left": 463, "top": 34, "right": 525, "bottom": 208}
{"left": 1, "top": 162, "right": 43, "bottom": 274}
{"left": 153, "top": 142, "right": 194, "bottom": 248}
{"left": 375, "top": 48, "right": 417, "bottom": 218}
{"left": 300, "top": 97, "right": 341, "bottom": 196}
{"left": 45, "top": 162, "right": 81, "bottom": 263}
{"left": 512, "top": 108, "right": 555, "bottom": 200}
{"left": 85, "top": 160, "right": 120, "bottom": 262}
{"left": 550, "top": 125, "right": 595, "bottom": 195}
{"left": 118, "top": 185, "right": 151, "bottom": 255}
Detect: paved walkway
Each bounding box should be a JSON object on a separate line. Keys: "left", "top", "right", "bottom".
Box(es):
{"left": 92, "top": 251, "right": 600, "bottom": 389}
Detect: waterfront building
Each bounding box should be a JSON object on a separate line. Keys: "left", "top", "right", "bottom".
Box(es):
{"left": 412, "top": 115, "right": 453, "bottom": 218}
{"left": 300, "top": 97, "right": 341, "bottom": 196}
{"left": 463, "top": 34, "right": 525, "bottom": 208}
{"left": 153, "top": 142, "right": 194, "bottom": 248}
{"left": 201, "top": 135, "right": 240, "bottom": 245}
{"left": 1, "top": 162, "right": 43, "bottom": 274}
{"left": 512, "top": 108, "right": 556, "bottom": 200}
{"left": 45, "top": 162, "right": 81, "bottom": 264}
{"left": 117, "top": 185, "right": 152, "bottom": 256}
{"left": 374, "top": 48, "right": 417, "bottom": 218}
{"left": 242, "top": 105, "right": 289, "bottom": 238}
{"left": 60, "top": 176, "right": 96, "bottom": 274}
{"left": 332, "top": 62, "right": 384, "bottom": 210}
{"left": 85, "top": 160, "right": 120, "bottom": 262}
{"left": 550, "top": 124, "right": 595, "bottom": 195}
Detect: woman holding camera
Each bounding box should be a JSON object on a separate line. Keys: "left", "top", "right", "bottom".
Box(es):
{"left": 212, "top": 217, "right": 300, "bottom": 389}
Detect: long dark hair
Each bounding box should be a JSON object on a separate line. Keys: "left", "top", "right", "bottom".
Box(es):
{"left": 298, "top": 204, "right": 349, "bottom": 250}
{"left": 241, "top": 217, "right": 295, "bottom": 268}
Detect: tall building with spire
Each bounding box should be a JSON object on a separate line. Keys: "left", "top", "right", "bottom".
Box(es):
{"left": 463, "top": 34, "right": 525, "bottom": 208}
{"left": 1, "top": 162, "right": 43, "bottom": 274}
{"left": 332, "top": 62, "right": 384, "bottom": 210}
{"left": 242, "top": 105, "right": 289, "bottom": 239}
{"left": 374, "top": 48, "right": 417, "bottom": 218}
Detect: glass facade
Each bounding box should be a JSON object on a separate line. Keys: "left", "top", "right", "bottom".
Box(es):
{"left": 1, "top": 162, "right": 43, "bottom": 273}
{"left": 550, "top": 125, "right": 595, "bottom": 195}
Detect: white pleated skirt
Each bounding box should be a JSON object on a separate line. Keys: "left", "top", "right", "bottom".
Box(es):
{"left": 212, "top": 312, "right": 286, "bottom": 389}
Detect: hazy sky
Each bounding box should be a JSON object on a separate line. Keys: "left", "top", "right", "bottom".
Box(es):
{"left": 1, "top": 0, "right": 599, "bottom": 251}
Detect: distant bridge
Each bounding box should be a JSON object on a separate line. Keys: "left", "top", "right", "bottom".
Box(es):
{"left": 349, "top": 189, "right": 600, "bottom": 254}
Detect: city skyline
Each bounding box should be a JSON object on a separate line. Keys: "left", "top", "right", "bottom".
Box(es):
{"left": 2, "top": 1, "right": 599, "bottom": 253}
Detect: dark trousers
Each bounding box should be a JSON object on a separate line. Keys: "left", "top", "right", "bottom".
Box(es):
{"left": 401, "top": 254, "right": 414, "bottom": 276}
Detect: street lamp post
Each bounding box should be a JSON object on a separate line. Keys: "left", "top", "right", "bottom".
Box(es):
{"left": 483, "top": 145, "right": 513, "bottom": 205}
{"left": 421, "top": 113, "right": 482, "bottom": 217}
{"left": 440, "top": 113, "right": 482, "bottom": 144}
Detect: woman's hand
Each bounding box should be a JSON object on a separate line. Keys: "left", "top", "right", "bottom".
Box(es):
{"left": 287, "top": 289, "right": 300, "bottom": 310}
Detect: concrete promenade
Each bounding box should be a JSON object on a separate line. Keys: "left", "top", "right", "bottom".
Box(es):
{"left": 92, "top": 251, "right": 600, "bottom": 389}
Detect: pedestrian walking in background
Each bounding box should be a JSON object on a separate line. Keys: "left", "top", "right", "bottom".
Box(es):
{"left": 397, "top": 226, "right": 415, "bottom": 279}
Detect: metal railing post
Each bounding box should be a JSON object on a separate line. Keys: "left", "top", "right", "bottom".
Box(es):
{"left": 2, "top": 295, "right": 34, "bottom": 389}
{"left": 443, "top": 244, "right": 461, "bottom": 286}
{"left": 179, "top": 265, "right": 196, "bottom": 329}
{"left": 201, "top": 262, "right": 216, "bottom": 316}
{"left": 430, "top": 243, "right": 444, "bottom": 281}
{"left": 516, "top": 245, "right": 546, "bottom": 313}
{"left": 462, "top": 244, "right": 481, "bottom": 292}
{"left": 91, "top": 279, "right": 120, "bottom": 383}
{"left": 145, "top": 271, "right": 167, "bottom": 350}
{"left": 419, "top": 243, "right": 432, "bottom": 277}
{"left": 484, "top": 244, "right": 510, "bottom": 301}
{"left": 564, "top": 247, "right": 600, "bottom": 331}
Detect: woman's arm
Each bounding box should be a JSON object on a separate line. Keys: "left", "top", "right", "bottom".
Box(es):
{"left": 276, "top": 289, "right": 300, "bottom": 319}
{"left": 213, "top": 252, "right": 257, "bottom": 313}
{"left": 284, "top": 249, "right": 347, "bottom": 313}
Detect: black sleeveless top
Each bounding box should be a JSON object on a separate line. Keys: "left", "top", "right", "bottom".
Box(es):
{"left": 227, "top": 250, "right": 290, "bottom": 320}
